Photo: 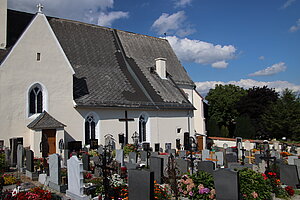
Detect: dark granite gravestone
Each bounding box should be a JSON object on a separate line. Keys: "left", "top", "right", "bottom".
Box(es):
{"left": 128, "top": 170, "right": 154, "bottom": 200}
{"left": 197, "top": 161, "right": 215, "bottom": 175}
{"left": 82, "top": 153, "right": 90, "bottom": 171}
{"left": 25, "top": 149, "right": 34, "bottom": 172}
{"left": 254, "top": 154, "right": 263, "bottom": 165}
{"left": 4, "top": 148, "right": 11, "bottom": 167}
{"left": 149, "top": 157, "right": 164, "bottom": 184}
{"left": 225, "top": 153, "right": 238, "bottom": 163}
{"left": 125, "top": 162, "right": 137, "bottom": 170}
{"left": 280, "top": 164, "right": 300, "bottom": 188}
{"left": 10, "top": 137, "right": 23, "bottom": 166}
{"left": 213, "top": 169, "right": 240, "bottom": 200}
{"left": 175, "top": 158, "right": 189, "bottom": 176}
{"left": 154, "top": 143, "right": 160, "bottom": 152}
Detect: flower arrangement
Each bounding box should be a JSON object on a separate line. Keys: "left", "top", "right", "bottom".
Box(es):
{"left": 124, "top": 144, "right": 137, "bottom": 155}
{"left": 285, "top": 186, "right": 295, "bottom": 196}
{"left": 280, "top": 152, "right": 291, "bottom": 157}
{"left": 263, "top": 171, "right": 291, "bottom": 198}
{"left": 239, "top": 168, "right": 272, "bottom": 200}
{"left": 2, "top": 174, "right": 17, "bottom": 185}
{"left": 15, "top": 187, "right": 52, "bottom": 200}
{"left": 84, "top": 172, "right": 93, "bottom": 180}
{"left": 178, "top": 171, "right": 215, "bottom": 200}
{"left": 154, "top": 181, "right": 171, "bottom": 199}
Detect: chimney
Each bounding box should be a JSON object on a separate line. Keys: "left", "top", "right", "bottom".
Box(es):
{"left": 155, "top": 58, "right": 167, "bottom": 79}
{"left": 0, "top": 0, "right": 7, "bottom": 49}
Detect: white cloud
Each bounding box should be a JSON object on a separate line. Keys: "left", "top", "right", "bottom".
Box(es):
{"left": 249, "top": 62, "right": 287, "bottom": 77}
{"left": 196, "top": 79, "right": 300, "bottom": 97}
{"left": 8, "top": 0, "right": 128, "bottom": 27}
{"left": 281, "top": 0, "right": 296, "bottom": 9}
{"left": 259, "top": 56, "right": 265, "bottom": 60}
{"left": 174, "top": 0, "right": 193, "bottom": 8}
{"left": 152, "top": 11, "right": 195, "bottom": 37}
{"left": 289, "top": 18, "right": 300, "bottom": 32}
{"left": 166, "top": 36, "right": 236, "bottom": 68}
{"left": 98, "top": 11, "right": 129, "bottom": 27}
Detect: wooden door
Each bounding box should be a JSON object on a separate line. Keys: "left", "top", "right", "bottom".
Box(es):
{"left": 197, "top": 135, "right": 204, "bottom": 151}
{"left": 42, "top": 129, "right": 56, "bottom": 155}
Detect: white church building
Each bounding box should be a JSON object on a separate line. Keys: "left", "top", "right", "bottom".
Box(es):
{"left": 0, "top": 0, "right": 206, "bottom": 157}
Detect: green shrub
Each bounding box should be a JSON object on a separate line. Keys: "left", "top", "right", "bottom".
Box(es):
{"left": 239, "top": 168, "right": 272, "bottom": 200}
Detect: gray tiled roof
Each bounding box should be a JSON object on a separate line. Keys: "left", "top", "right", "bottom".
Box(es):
{"left": 2, "top": 10, "right": 196, "bottom": 110}
{"left": 27, "top": 111, "right": 66, "bottom": 130}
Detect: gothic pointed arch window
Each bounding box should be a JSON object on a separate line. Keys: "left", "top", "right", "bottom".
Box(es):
{"left": 85, "top": 114, "right": 97, "bottom": 145}
{"left": 29, "top": 84, "right": 43, "bottom": 114}
{"left": 139, "top": 114, "right": 148, "bottom": 142}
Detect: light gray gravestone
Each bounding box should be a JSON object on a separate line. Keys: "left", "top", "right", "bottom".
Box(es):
{"left": 273, "top": 141, "right": 280, "bottom": 151}
{"left": 149, "top": 156, "right": 164, "bottom": 184}
{"left": 82, "top": 153, "right": 90, "bottom": 171}
{"left": 140, "top": 151, "right": 148, "bottom": 162}
{"left": 175, "top": 158, "right": 189, "bottom": 176}
{"left": 202, "top": 149, "right": 210, "bottom": 161}
{"left": 213, "top": 169, "right": 240, "bottom": 200}
{"left": 116, "top": 149, "right": 124, "bottom": 166}
{"left": 129, "top": 152, "right": 137, "bottom": 164}
{"left": 197, "top": 161, "right": 215, "bottom": 175}
{"left": 178, "top": 150, "right": 187, "bottom": 158}
{"left": 128, "top": 170, "right": 154, "bottom": 200}
{"left": 236, "top": 137, "right": 242, "bottom": 159}
{"left": 48, "top": 154, "right": 67, "bottom": 192}
{"left": 215, "top": 152, "right": 224, "bottom": 166}
{"left": 17, "top": 144, "right": 24, "bottom": 171}
{"left": 98, "top": 145, "right": 104, "bottom": 155}
{"left": 287, "top": 156, "right": 298, "bottom": 165}
{"left": 280, "top": 164, "right": 300, "bottom": 188}
{"left": 225, "top": 153, "right": 238, "bottom": 163}
{"left": 66, "top": 155, "right": 90, "bottom": 200}
{"left": 244, "top": 140, "right": 251, "bottom": 151}
{"left": 254, "top": 154, "right": 263, "bottom": 165}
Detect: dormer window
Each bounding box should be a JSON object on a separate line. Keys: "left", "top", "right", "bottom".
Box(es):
{"left": 155, "top": 58, "right": 167, "bottom": 79}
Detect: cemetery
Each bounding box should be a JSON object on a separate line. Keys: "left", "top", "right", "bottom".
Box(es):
{"left": 1, "top": 134, "right": 300, "bottom": 200}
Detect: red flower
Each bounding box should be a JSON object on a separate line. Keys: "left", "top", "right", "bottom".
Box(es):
{"left": 285, "top": 186, "right": 295, "bottom": 196}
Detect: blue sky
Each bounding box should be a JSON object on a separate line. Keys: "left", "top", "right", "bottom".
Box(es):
{"left": 9, "top": 0, "right": 300, "bottom": 96}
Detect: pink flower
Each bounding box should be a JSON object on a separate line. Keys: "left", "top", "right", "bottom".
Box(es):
{"left": 189, "top": 191, "right": 193, "bottom": 196}
{"left": 251, "top": 191, "right": 258, "bottom": 198}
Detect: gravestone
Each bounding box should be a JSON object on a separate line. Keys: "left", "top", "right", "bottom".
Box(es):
{"left": 157, "top": 154, "right": 169, "bottom": 176}
{"left": 228, "top": 163, "right": 254, "bottom": 171}
{"left": 254, "top": 154, "right": 263, "bottom": 165}
{"left": 92, "top": 156, "right": 102, "bottom": 177}
{"left": 236, "top": 137, "right": 242, "bottom": 159}
{"left": 97, "top": 145, "right": 104, "bottom": 155}
{"left": 273, "top": 141, "right": 280, "bottom": 151}
{"left": 166, "top": 149, "right": 176, "bottom": 155}
{"left": 202, "top": 149, "right": 210, "bottom": 161}
{"left": 225, "top": 153, "right": 238, "bottom": 163}
{"left": 48, "top": 154, "right": 67, "bottom": 192}
{"left": 140, "top": 151, "right": 148, "bottom": 162}
{"left": 4, "top": 148, "right": 11, "bottom": 167}
{"left": 215, "top": 152, "right": 224, "bottom": 166}
{"left": 116, "top": 149, "right": 124, "bottom": 166}
{"left": 178, "top": 150, "right": 187, "bottom": 159}
{"left": 149, "top": 157, "right": 164, "bottom": 184}
{"left": 287, "top": 156, "right": 298, "bottom": 165}
{"left": 17, "top": 144, "right": 24, "bottom": 171}
{"left": 244, "top": 140, "right": 251, "bottom": 151}
{"left": 125, "top": 162, "right": 137, "bottom": 170}
{"left": 128, "top": 170, "right": 154, "bottom": 200}
{"left": 129, "top": 152, "right": 137, "bottom": 164}
{"left": 25, "top": 149, "right": 38, "bottom": 181}
{"left": 213, "top": 169, "right": 240, "bottom": 200}
{"left": 82, "top": 153, "right": 90, "bottom": 171}
{"left": 280, "top": 164, "right": 300, "bottom": 188}
{"left": 10, "top": 137, "right": 23, "bottom": 166}
{"left": 197, "top": 161, "right": 215, "bottom": 175}
{"left": 150, "top": 152, "right": 159, "bottom": 157}
{"left": 66, "top": 155, "right": 90, "bottom": 200}
{"left": 175, "top": 158, "right": 189, "bottom": 176}
{"left": 294, "top": 159, "right": 300, "bottom": 180}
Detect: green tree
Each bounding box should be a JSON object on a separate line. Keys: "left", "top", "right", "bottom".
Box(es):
{"left": 234, "top": 114, "right": 256, "bottom": 139}
{"left": 261, "top": 89, "right": 300, "bottom": 140}
{"left": 207, "top": 118, "right": 220, "bottom": 137}
{"left": 236, "top": 86, "right": 279, "bottom": 139}
{"left": 205, "top": 84, "right": 247, "bottom": 137}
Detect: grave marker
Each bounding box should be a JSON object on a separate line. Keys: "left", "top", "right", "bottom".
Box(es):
{"left": 48, "top": 154, "right": 67, "bottom": 192}
{"left": 197, "top": 161, "right": 215, "bottom": 175}
{"left": 128, "top": 170, "right": 154, "bottom": 200}
{"left": 280, "top": 164, "right": 300, "bottom": 188}
{"left": 149, "top": 157, "right": 163, "bottom": 184}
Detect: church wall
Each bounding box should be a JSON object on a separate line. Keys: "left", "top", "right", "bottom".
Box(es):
{"left": 0, "top": 13, "right": 77, "bottom": 150}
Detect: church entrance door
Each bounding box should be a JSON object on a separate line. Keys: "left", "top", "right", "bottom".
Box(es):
{"left": 197, "top": 135, "right": 204, "bottom": 151}
{"left": 42, "top": 129, "right": 56, "bottom": 155}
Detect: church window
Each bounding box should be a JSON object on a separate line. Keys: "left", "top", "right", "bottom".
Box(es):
{"left": 139, "top": 115, "right": 147, "bottom": 142}
{"left": 85, "top": 115, "right": 96, "bottom": 145}
{"left": 37, "top": 53, "right": 41, "bottom": 61}
{"left": 29, "top": 85, "right": 43, "bottom": 114}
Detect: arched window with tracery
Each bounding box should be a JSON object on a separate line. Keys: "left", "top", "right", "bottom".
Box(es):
{"left": 139, "top": 114, "right": 148, "bottom": 142}
{"left": 85, "top": 115, "right": 96, "bottom": 145}
{"left": 29, "top": 85, "right": 43, "bottom": 115}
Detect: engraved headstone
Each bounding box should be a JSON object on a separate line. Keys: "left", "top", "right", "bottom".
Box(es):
{"left": 175, "top": 158, "right": 189, "bottom": 176}
{"left": 280, "top": 164, "right": 300, "bottom": 188}
{"left": 149, "top": 157, "right": 164, "bottom": 184}
{"left": 82, "top": 153, "right": 90, "bottom": 171}
{"left": 17, "top": 144, "right": 24, "bottom": 171}
{"left": 66, "top": 155, "right": 90, "bottom": 200}
{"left": 116, "top": 149, "right": 124, "bottom": 166}
{"left": 128, "top": 170, "right": 154, "bottom": 200}
{"left": 287, "top": 156, "right": 298, "bottom": 165}
{"left": 197, "top": 161, "right": 215, "bottom": 175}
{"left": 48, "top": 154, "right": 67, "bottom": 192}
{"left": 129, "top": 152, "right": 137, "bottom": 164}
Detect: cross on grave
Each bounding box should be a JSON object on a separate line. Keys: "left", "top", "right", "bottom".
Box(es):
{"left": 240, "top": 147, "right": 246, "bottom": 165}
{"left": 119, "top": 111, "right": 134, "bottom": 144}
{"left": 260, "top": 149, "right": 276, "bottom": 174}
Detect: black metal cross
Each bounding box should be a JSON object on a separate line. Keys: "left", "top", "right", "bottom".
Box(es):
{"left": 260, "top": 149, "right": 276, "bottom": 174}
{"left": 119, "top": 110, "right": 134, "bottom": 144}
{"left": 240, "top": 147, "right": 246, "bottom": 165}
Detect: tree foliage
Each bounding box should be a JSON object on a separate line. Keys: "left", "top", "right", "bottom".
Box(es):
{"left": 261, "top": 89, "right": 300, "bottom": 140}
{"left": 205, "top": 84, "right": 247, "bottom": 137}
{"left": 234, "top": 114, "right": 256, "bottom": 139}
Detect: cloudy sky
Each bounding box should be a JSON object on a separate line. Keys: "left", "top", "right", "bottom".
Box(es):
{"left": 8, "top": 0, "right": 300, "bottom": 96}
